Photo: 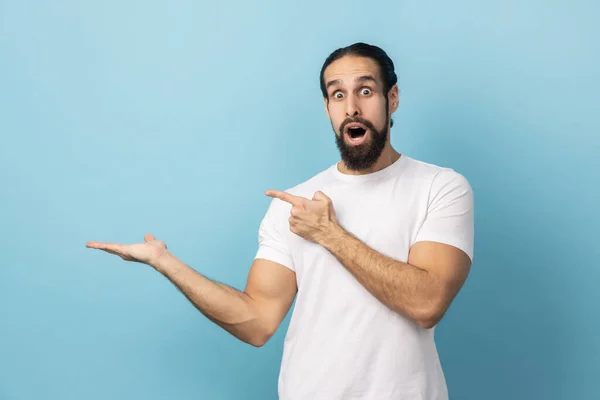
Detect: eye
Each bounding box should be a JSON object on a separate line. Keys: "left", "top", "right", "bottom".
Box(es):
{"left": 333, "top": 91, "right": 344, "bottom": 99}
{"left": 360, "top": 88, "right": 372, "bottom": 96}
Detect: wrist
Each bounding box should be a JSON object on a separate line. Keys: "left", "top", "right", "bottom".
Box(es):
{"left": 319, "top": 222, "right": 348, "bottom": 249}
{"left": 150, "top": 250, "right": 178, "bottom": 274}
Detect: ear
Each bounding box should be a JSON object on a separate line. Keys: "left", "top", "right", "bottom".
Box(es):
{"left": 323, "top": 97, "right": 331, "bottom": 120}
{"left": 388, "top": 85, "right": 400, "bottom": 113}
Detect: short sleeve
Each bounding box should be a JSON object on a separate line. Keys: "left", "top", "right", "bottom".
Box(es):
{"left": 254, "top": 199, "right": 295, "bottom": 271}
{"left": 413, "top": 170, "right": 475, "bottom": 261}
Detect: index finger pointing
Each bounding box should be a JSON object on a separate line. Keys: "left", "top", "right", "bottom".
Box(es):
{"left": 265, "top": 190, "right": 304, "bottom": 206}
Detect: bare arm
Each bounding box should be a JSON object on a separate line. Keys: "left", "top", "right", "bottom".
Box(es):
{"left": 86, "top": 234, "right": 297, "bottom": 347}
{"left": 152, "top": 253, "right": 297, "bottom": 347}
{"left": 320, "top": 226, "right": 471, "bottom": 329}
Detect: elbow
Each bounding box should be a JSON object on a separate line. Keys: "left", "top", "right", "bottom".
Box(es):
{"left": 411, "top": 288, "right": 457, "bottom": 329}
{"left": 249, "top": 338, "right": 267, "bottom": 348}
{"left": 246, "top": 331, "right": 268, "bottom": 347}
{"left": 413, "top": 302, "right": 447, "bottom": 330}
{"left": 248, "top": 326, "right": 276, "bottom": 348}
{"left": 249, "top": 333, "right": 270, "bottom": 347}
{"left": 416, "top": 315, "right": 441, "bottom": 330}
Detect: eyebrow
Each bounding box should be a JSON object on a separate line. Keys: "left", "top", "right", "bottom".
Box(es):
{"left": 326, "top": 75, "right": 377, "bottom": 90}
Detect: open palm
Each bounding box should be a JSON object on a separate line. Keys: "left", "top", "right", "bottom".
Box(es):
{"left": 86, "top": 234, "right": 167, "bottom": 265}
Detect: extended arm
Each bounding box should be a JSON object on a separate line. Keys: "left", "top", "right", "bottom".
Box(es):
{"left": 152, "top": 253, "right": 297, "bottom": 347}
{"left": 86, "top": 234, "right": 297, "bottom": 347}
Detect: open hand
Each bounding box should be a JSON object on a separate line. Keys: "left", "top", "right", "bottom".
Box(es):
{"left": 86, "top": 233, "right": 168, "bottom": 266}
{"left": 265, "top": 190, "right": 339, "bottom": 244}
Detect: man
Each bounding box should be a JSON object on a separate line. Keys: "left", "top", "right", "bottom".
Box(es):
{"left": 87, "top": 42, "right": 474, "bottom": 400}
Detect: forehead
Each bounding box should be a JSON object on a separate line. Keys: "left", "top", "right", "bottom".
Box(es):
{"left": 323, "top": 56, "right": 382, "bottom": 87}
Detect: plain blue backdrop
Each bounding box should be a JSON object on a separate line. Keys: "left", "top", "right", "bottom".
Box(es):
{"left": 1, "top": 0, "right": 598, "bottom": 399}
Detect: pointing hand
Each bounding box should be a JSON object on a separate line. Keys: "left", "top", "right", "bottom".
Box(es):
{"left": 265, "top": 190, "right": 340, "bottom": 244}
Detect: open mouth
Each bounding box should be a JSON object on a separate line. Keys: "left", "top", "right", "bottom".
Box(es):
{"left": 344, "top": 123, "right": 369, "bottom": 144}
{"left": 348, "top": 126, "right": 366, "bottom": 139}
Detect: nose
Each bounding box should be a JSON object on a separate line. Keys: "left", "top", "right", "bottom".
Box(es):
{"left": 345, "top": 96, "right": 361, "bottom": 118}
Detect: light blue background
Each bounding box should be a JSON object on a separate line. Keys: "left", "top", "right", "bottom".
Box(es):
{"left": 1, "top": 1, "right": 598, "bottom": 399}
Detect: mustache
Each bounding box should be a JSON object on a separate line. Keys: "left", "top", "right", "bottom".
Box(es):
{"left": 339, "top": 117, "right": 378, "bottom": 135}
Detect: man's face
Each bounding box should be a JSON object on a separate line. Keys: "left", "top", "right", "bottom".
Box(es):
{"left": 323, "top": 56, "right": 396, "bottom": 171}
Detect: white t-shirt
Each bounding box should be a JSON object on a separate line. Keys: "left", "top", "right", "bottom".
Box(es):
{"left": 255, "top": 154, "right": 474, "bottom": 400}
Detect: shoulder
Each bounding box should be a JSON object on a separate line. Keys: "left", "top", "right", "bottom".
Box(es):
{"left": 402, "top": 155, "right": 472, "bottom": 195}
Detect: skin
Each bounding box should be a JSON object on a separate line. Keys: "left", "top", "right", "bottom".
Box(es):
{"left": 86, "top": 55, "right": 471, "bottom": 348}
{"left": 324, "top": 56, "right": 400, "bottom": 174}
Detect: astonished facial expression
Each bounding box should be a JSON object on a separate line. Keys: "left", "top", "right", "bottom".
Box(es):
{"left": 323, "top": 56, "right": 395, "bottom": 171}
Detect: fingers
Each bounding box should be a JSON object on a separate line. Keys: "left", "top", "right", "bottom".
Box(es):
{"left": 87, "top": 232, "right": 156, "bottom": 249}
{"left": 265, "top": 190, "right": 305, "bottom": 206}
{"left": 312, "top": 190, "right": 331, "bottom": 202}
{"left": 86, "top": 241, "right": 121, "bottom": 252}
{"left": 266, "top": 189, "right": 330, "bottom": 206}
{"left": 85, "top": 241, "right": 106, "bottom": 249}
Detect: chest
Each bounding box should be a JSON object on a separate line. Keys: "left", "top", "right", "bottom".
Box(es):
{"left": 286, "top": 181, "right": 427, "bottom": 286}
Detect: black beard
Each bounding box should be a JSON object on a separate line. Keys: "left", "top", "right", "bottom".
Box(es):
{"left": 333, "top": 114, "right": 389, "bottom": 171}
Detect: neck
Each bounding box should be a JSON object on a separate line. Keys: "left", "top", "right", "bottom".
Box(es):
{"left": 337, "top": 144, "right": 401, "bottom": 175}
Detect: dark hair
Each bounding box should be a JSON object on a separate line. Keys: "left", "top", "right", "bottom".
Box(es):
{"left": 319, "top": 42, "right": 398, "bottom": 127}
